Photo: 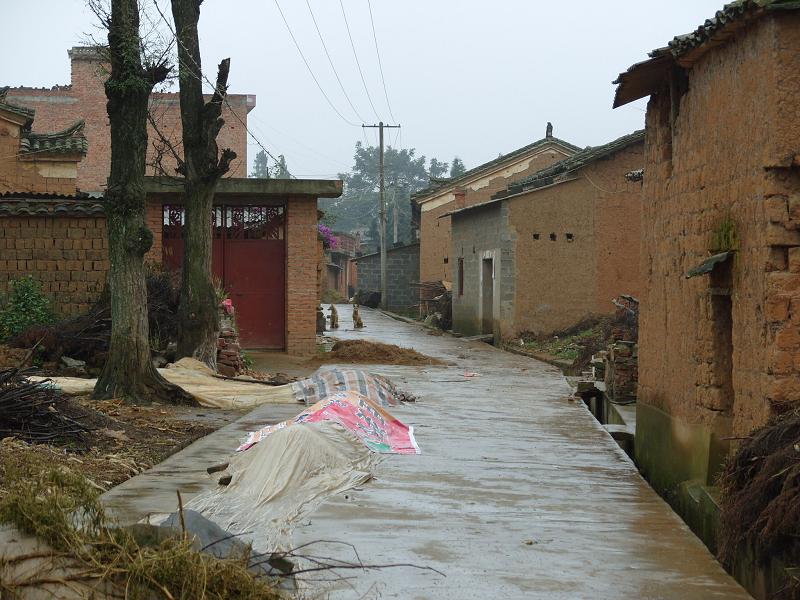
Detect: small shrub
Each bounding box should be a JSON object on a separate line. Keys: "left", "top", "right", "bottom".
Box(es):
{"left": 0, "top": 276, "right": 54, "bottom": 341}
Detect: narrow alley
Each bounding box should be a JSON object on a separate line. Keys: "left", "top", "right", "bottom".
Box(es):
{"left": 104, "top": 306, "right": 750, "bottom": 599}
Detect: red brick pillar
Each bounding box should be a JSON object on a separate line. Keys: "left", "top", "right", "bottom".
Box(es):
{"left": 285, "top": 197, "right": 318, "bottom": 356}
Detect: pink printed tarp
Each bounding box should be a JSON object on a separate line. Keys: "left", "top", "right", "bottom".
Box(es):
{"left": 237, "top": 391, "right": 420, "bottom": 455}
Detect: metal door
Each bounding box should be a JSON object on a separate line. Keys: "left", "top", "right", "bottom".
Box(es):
{"left": 162, "top": 204, "right": 286, "bottom": 349}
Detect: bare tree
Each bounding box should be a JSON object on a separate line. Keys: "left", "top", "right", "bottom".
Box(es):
{"left": 170, "top": 0, "right": 236, "bottom": 367}
{"left": 93, "top": 0, "right": 193, "bottom": 404}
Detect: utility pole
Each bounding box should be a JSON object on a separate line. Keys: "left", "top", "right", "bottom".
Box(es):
{"left": 363, "top": 121, "right": 400, "bottom": 310}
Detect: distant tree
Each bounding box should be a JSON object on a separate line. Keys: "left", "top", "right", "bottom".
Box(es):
{"left": 271, "top": 154, "right": 290, "bottom": 179}
{"left": 250, "top": 149, "right": 270, "bottom": 178}
{"left": 428, "top": 158, "right": 449, "bottom": 179}
{"left": 450, "top": 156, "right": 466, "bottom": 177}
{"left": 319, "top": 141, "right": 433, "bottom": 244}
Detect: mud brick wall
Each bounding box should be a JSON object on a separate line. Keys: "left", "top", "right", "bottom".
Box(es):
{"left": 7, "top": 49, "right": 250, "bottom": 194}
{"left": 604, "top": 341, "right": 638, "bottom": 403}
{"left": 356, "top": 243, "right": 420, "bottom": 312}
{"left": 418, "top": 145, "right": 573, "bottom": 285}
{"left": 638, "top": 12, "right": 800, "bottom": 453}
{"left": 0, "top": 216, "right": 109, "bottom": 316}
{"left": 286, "top": 197, "right": 319, "bottom": 356}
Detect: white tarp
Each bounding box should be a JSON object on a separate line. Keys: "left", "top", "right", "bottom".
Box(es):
{"left": 187, "top": 420, "right": 379, "bottom": 551}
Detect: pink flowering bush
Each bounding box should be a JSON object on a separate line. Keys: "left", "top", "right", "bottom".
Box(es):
{"left": 318, "top": 224, "right": 339, "bottom": 249}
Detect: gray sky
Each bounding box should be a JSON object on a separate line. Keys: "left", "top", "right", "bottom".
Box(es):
{"left": 3, "top": 0, "right": 723, "bottom": 179}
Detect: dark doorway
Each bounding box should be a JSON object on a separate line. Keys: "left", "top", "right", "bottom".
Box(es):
{"left": 482, "top": 257, "right": 494, "bottom": 334}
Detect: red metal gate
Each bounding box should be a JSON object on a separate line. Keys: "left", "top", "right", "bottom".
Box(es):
{"left": 162, "top": 204, "right": 286, "bottom": 349}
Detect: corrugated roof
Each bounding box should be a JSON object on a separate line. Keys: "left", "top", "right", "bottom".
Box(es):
{"left": 613, "top": 0, "right": 800, "bottom": 107}
{"left": 0, "top": 192, "right": 103, "bottom": 217}
{"left": 412, "top": 134, "right": 581, "bottom": 203}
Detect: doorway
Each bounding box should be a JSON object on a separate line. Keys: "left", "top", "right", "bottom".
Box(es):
{"left": 481, "top": 257, "right": 494, "bottom": 334}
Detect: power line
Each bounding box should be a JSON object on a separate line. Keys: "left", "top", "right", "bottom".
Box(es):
{"left": 151, "top": 0, "right": 294, "bottom": 177}
{"left": 366, "top": 0, "right": 397, "bottom": 123}
{"left": 339, "top": 0, "right": 381, "bottom": 122}
{"left": 305, "top": 0, "right": 365, "bottom": 123}
{"left": 273, "top": 0, "right": 359, "bottom": 127}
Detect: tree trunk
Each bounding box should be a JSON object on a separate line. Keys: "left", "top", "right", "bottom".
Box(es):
{"left": 172, "top": 0, "right": 236, "bottom": 368}
{"left": 94, "top": 0, "right": 194, "bottom": 405}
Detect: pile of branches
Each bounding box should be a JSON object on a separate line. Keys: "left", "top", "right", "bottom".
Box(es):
{"left": 0, "top": 368, "right": 89, "bottom": 445}
{"left": 9, "top": 268, "right": 180, "bottom": 366}
{"left": 414, "top": 281, "right": 451, "bottom": 330}
{"left": 717, "top": 408, "right": 800, "bottom": 598}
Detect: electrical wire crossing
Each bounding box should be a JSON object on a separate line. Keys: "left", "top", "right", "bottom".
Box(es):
{"left": 340, "top": 0, "right": 382, "bottom": 122}
{"left": 366, "top": 0, "right": 397, "bottom": 123}
{"left": 273, "top": 0, "right": 359, "bottom": 127}
{"left": 305, "top": 0, "right": 366, "bottom": 123}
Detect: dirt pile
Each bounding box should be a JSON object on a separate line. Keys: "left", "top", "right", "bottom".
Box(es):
{"left": 717, "top": 408, "right": 800, "bottom": 597}
{"left": 319, "top": 339, "right": 444, "bottom": 366}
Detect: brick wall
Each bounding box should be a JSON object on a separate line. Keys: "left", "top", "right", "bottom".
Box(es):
{"left": 355, "top": 243, "right": 420, "bottom": 311}
{"left": 0, "top": 216, "right": 108, "bottom": 316}
{"left": 286, "top": 197, "right": 319, "bottom": 356}
{"left": 7, "top": 48, "right": 251, "bottom": 193}
{"left": 418, "top": 144, "right": 574, "bottom": 285}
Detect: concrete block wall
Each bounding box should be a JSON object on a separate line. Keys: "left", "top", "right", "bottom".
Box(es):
{"left": 356, "top": 243, "right": 420, "bottom": 312}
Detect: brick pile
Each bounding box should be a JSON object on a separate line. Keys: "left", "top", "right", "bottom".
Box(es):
{"left": 216, "top": 311, "right": 244, "bottom": 377}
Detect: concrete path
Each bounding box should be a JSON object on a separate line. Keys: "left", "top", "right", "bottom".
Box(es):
{"left": 102, "top": 307, "right": 750, "bottom": 599}
{"left": 292, "top": 307, "right": 750, "bottom": 599}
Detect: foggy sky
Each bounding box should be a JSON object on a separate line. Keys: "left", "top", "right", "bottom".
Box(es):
{"left": 2, "top": 0, "right": 723, "bottom": 179}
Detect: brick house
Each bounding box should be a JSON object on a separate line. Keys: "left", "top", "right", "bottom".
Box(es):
{"left": 6, "top": 47, "right": 253, "bottom": 194}
{"left": 0, "top": 79, "right": 342, "bottom": 355}
{"left": 322, "top": 231, "right": 360, "bottom": 299}
{"left": 613, "top": 0, "right": 800, "bottom": 563}
{"left": 446, "top": 131, "right": 644, "bottom": 340}
{"left": 412, "top": 127, "right": 580, "bottom": 292}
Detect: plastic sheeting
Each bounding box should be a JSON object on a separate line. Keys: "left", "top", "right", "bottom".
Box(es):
{"left": 187, "top": 420, "right": 378, "bottom": 551}
{"left": 238, "top": 390, "right": 420, "bottom": 454}
{"left": 292, "top": 368, "right": 404, "bottom": 407}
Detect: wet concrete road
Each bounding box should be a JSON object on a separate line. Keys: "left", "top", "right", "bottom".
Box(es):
{"left": 291, "top": 307, "right": 750, "bottom": 599}
{"left": 103, "top": 307, "right": 750, "bottom": 599}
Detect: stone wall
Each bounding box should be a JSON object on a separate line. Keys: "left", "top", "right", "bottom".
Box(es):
{"left": 7, "top": 48, "right": 251, "bottom": 193}
{"left": 636, "top": 13, "right": 800, "bottom": 495}
{"left": 356, "top": 243, "right": 420, "bottom": 312}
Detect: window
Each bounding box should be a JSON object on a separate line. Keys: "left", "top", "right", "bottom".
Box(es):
{"left": 458, "top": 258, "right": 464, "bottom": 296}
{"left": 566, "top": 233, "right": 574, "bottom": 242}
{"left": 444, "top": 256, "right": 449, "bottom": 264}
{"left": 549, "top": 233, "right": 557, "bottom": 241}
{"left": 532, "top": 233, "right": 540, "bottom": 240}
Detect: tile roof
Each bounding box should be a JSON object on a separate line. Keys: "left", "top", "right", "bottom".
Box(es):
{"left": 495, "top": 130, "right": 645, "bottom": 198}
{"left": 19, "top": 120, "right": 88, "bottom": 156}
{"left": 439, "top": 131, "right": 645, "bottom": 219}
{"left": 0, "top": 192, "right": 104, "bottom": 217}
{"left": 613, "top": 0, "right": 800, "bottom": 107}
{"left": 411, "top": 134, "right": 581, "bottom": 203}
{"left": 0, "top": 86, "right": 35, "bottom": 125}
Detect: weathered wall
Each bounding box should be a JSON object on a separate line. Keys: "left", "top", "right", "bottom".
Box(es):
{"left": 0, "top": 215, "right": 108, "bottom": 316}
{"left": 451, "top": 204, "right": 514, "bottom": 337}
{"left": 7, "top": 48, "right": 251, "bottom": 193}
{"left": 637, "top": 14, "right": 800, "bottom": 496}
{"left": 451, "top": 141, "right": 643, "bottom": 339}
{"left": 418, "top": 145, "right": 573, "bottom": 285}
{"left": 356, "top": 243, "right": 420, "bottom": 312}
